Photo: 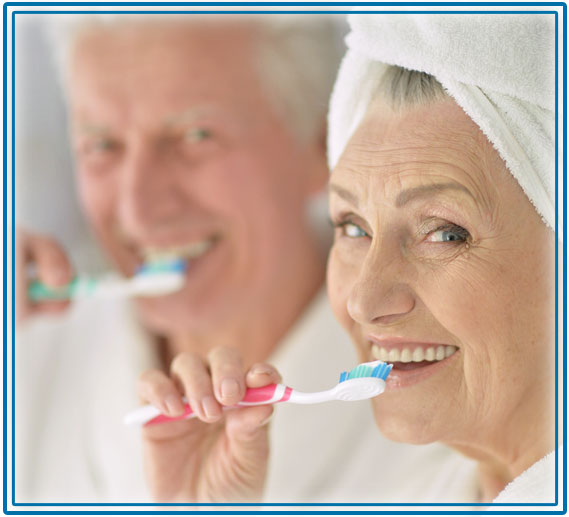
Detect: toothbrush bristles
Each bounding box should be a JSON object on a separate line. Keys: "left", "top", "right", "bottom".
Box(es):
{"left": 137, "top": 258, "right": 186, "bottom": 274}
{"left": 339, "top": 361, "right": 392, "bottom": 383}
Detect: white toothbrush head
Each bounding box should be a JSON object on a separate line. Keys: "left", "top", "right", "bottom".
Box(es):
{"left": 333, "top": 360, "right": 393, "bottom": 401}
{"left": 130, "top": 258, "right": 186, "bottom": 297}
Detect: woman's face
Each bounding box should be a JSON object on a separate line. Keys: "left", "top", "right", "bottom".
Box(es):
{"left": 327, "top": 99, "right": 555, "bottom": 460}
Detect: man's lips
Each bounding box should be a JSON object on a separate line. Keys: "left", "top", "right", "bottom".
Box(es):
{"left": 140, "top": 236, "right": 218, "bottom": 263}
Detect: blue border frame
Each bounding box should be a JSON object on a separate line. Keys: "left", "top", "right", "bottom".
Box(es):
{"left": 3, "top": 3, "right": 567, "bottom": 515}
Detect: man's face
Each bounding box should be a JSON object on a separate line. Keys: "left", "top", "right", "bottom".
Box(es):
{"left": 69, "top": 21, "right": 325, "bottom": 335}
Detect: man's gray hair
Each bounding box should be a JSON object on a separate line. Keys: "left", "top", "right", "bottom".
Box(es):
{"left": 48, "top": 13, "right": 345, "bottom": 143}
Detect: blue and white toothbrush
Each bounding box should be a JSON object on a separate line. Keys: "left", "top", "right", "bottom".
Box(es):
{"left": 27, "top": 258, "right": 186, "bottom": 300}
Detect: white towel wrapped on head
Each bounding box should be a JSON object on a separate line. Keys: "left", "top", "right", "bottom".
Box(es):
{"left": 328, "top": 13, "right": 556, "bottom": 230}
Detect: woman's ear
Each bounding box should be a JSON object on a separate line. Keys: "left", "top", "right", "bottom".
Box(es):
{"left": 303, "top": 119, "right": 330, "bottom": 197}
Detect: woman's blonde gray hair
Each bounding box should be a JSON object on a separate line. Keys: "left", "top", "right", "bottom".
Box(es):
{"left": 377, "top": 65, "right": 448, "bottom": 109}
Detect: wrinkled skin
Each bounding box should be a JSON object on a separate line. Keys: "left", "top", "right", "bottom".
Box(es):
{"left": 138, "top": 346, "right": 279, "bottom": 503}
{"left": 327, "top": 98, "right": 555, "bottom": 501}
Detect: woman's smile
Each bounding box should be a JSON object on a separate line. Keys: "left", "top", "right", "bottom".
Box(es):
{"left": 364, "top": 336, "right": 460, "bottom": 389}
{"left": 327, "top": 96, "right": 555, "bottom": 468}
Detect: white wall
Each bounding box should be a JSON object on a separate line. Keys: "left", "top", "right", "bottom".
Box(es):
{"left": 15, "top": 14, "right": 106, "bottom": 272}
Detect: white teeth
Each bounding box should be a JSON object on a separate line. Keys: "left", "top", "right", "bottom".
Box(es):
{"left": 143, "top": 239, "right": 215, "bottom": 262}
{"left": 412, "top": 348, "right": 424, "bottom": 362}
{"left": 371, "top": 344, "right": 458, "bottom": 363}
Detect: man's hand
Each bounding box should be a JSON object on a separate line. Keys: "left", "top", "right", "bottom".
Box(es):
{"left": 15, "top": 227, "right": 74, "bottom": 325}
{"left": 137, "top": 346, "right": 280, "bottom": 503}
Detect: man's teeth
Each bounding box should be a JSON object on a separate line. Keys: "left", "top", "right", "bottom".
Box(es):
{"left": 371, "top": 345, "right": 457, "bottom": 363}
{"left": 142, "top": 240, "right": 214, "bottom": 262}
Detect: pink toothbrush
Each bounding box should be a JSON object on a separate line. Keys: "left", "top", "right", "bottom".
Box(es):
{"left": 124, "top": 360, "right": 392, "bottom": 426}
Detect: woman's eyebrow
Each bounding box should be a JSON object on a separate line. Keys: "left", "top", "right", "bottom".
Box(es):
{"left": 329, "top": 183, "right": 359, "bottom": 207}
{"left": 395, "top": 183, "right": 474, "bottom": 207}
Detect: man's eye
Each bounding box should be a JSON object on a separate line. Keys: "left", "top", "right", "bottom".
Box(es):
{"left": 337, "top": 221, "right": 369, "bottom": 238}
{"left": 426, "top": 224, "right": 470, "bottom": 243}
{"left": 185, "top": 128, "right": 212, "bottom": 143}
{"left": 86, "top": 138, "right": 118, "bottom": 154}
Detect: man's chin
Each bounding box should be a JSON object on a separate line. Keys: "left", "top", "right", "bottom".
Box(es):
{"left": 133, "top": 295, "right": 224, "bottom": 338}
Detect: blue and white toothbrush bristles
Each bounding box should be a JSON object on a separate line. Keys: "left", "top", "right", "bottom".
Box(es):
{"left": 338, "top": 361, "right": 393, "bottom": 383}
{"left": 136, "top": 257, "right": 187, "bottom": 274}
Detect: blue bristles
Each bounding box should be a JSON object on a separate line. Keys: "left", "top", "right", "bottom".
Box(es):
{"left": 136, "top": 258, "right": 187, "bottom": 274}
{"left": 338, "top": 361, "right": 392, "bottom": 383}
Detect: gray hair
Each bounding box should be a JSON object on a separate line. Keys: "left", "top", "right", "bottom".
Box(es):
{"left": 376, "top": 65, "right": 448, "bottom": 110}
{"left": 47, "top": 13, "right": 345, "bottom": 143}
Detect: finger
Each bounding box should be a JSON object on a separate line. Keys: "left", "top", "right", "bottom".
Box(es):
{"left": 32, "top": 300, "right": 72, "bottom": 316}
{"left": 138, "top": 369, "right": 186, "bottom": 417}
{"left": 15, "top": 228, "right": 34, "bottom": 324}
{"left": 246, "top": 363, "right": 282, "bottom": 388}
{"left": 224, "top": 405, "right": 273, "bottom": 486}
{"left": 33, "top": 235, "right": 74, "bottom": 288}
{"left": 170, "top": 353, "right": 222, "bottom": 423}
{"left": 208, "top": 346, "right": 246, "bottom": 406}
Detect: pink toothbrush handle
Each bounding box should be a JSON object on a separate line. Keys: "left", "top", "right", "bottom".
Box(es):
{"left": 145, "top": 383, "right": 292, "bottom": 426}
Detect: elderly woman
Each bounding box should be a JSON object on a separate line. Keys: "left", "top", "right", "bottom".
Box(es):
{"left": 325, "top": 13, "right": 557, "bottom": 504}
{"left": 137, "top": 13, "right": 557, "bottom": 504}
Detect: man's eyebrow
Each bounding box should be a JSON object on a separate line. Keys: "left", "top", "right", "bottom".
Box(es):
{"left": 76, "top": 123, "right": 110, "bottom": 135}
{"left": 395, "top": 183, "right": 474, "bottom": 207}
{"left": 329, "top": 183, "right": 359, "bottom": 208}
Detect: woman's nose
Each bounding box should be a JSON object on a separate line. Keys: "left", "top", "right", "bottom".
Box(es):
{"left": 347, "top": 242, "right": 416, "bottom": 326}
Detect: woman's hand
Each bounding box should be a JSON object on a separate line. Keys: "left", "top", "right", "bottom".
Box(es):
{"left": 15, "top": 226, "right": 74, "bottom": 325}
{"left": 137, "top": 346, "right": 280, "bottom": 503}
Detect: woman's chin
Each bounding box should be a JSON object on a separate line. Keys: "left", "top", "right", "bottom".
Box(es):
{"left": 371, "top": 399, "right": 441, "bottom": 445}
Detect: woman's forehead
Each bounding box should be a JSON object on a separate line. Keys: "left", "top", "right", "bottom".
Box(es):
{"left": 331, "top": 99, "right": 500, "bottom": 207}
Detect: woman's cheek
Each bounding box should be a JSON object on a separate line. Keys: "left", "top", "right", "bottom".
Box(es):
{"left": 417, "top": 256, "right": 503, "bottom": 357}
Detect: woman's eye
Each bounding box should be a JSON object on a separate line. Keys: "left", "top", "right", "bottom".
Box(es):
{"left": 426, "top": 224, "right": 470, "bottom": 243}
{"left": 337, "top": 221, "right": 369, "bottom": 238}
{"left": 185, "top": 128, "right": 212, "bottom": 143}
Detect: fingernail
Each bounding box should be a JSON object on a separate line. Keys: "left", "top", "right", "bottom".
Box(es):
{"left": 164, "top": 395, "right": 184, "bottom": 416}
{"left": 202, "top": 396, "right": 220, "bottom": 419}
{"left": 260, "top": 413, "right": 274, "bottom": 427}
{"left": 221, "top": 378, "right": 240, "bottom": 400}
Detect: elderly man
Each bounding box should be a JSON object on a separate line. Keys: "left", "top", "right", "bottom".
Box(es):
{"left": 15, "top": 14, "right": 467, "bottom": 505}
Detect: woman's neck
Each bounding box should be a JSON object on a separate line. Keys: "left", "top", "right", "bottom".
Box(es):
{"left": 449, "top": 396, "right": 555, "bottom": 502}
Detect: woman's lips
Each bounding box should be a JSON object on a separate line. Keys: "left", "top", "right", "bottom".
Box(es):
{"left": 383, "top": 353, "right": 458, "bottom": 389}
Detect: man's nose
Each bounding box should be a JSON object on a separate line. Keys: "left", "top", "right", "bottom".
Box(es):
{"left": 118, "top": 141, "right": 184, "bottom": 234}
{"left": 347, "top": 238, "right": 416, "bottom": 326}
